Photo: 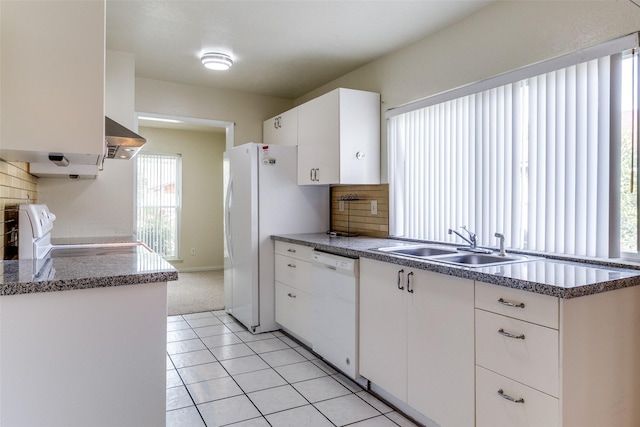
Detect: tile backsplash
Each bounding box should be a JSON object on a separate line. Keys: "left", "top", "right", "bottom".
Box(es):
{"left": 330, "top": 184, "right": 389, "bottom": 238}
{"left": 0, "top": 161, "right": 38, "bottom": 260}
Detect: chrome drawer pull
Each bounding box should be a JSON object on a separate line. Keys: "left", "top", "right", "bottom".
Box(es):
{"left": 287, "top": 293, "right": 296, "bottom": 298}
{"left": 498, "top": 328, "right": 525, "bottom": 340}
{"left": 498, "top": 298, "right": 525, "bottom": 308}
{"left": 497, "top": 389, "right": 525, "bottom": 404}
{"left": 287, "top": 248, "right": 296, "bottom": 253}
{"left": 287, "top": 263, "right": 296, "bottom": 268}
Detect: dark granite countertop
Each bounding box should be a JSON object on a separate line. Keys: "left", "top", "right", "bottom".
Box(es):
{"left": 0, "top": 238, "right": 178, "bottom": 296}
{"left": 272, "top": 233, "right": 640, "bottom": 299}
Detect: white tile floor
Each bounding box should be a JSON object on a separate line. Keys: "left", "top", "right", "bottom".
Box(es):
{"left": 167, "top": 311, "right": 420, "bottom": 427}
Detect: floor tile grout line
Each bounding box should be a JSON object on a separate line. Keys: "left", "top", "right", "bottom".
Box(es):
{"left": 166, "top": 349, "right": 208, "bottom": 426}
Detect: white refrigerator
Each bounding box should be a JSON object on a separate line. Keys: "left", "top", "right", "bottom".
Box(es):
{"left": 223, "top": 142, "right": 329, "bottom": 333}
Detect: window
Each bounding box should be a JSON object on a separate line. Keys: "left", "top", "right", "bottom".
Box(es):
{"left": 388, "top": 34, "right": 639, "bottom": 259}
{"left": 136, "top": 153, "right": 182, "bottom": 259}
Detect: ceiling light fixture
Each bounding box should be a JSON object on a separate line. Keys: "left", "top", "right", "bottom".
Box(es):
{"left": 201, "top": 52, "right": 233, "bottom": 71}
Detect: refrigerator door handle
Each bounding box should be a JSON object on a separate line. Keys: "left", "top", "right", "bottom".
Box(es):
{"left": 225, "top": 179, "right": 234, "bottom": 264}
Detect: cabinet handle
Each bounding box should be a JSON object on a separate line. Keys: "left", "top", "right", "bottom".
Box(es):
{"left": 406, "top": 271, "right": 414, "bottom": 293}
{"left": 497, "top": 389, "right": 525, "bottom": 404}
{"left": 287, "top": 263, "right": 296, "bottom": 268}
{"left": 315, "top": 168, "right": 319, "bottom": 182}
{"left": 397, "top": 269, "right": 405, "bottom": 290}
{"left": 310, "top": 169, "right": 314, "bottom": 181}
{"left": 287, "top": 293, "right": 296, "bottom": 298}
{"left": 498, "top": 328, "right": 525, "bottom": 340}
{"left": 287, "top": 248, "right": 296, "bottom": 253}
{"left": 498, "top": 298, "right": 525, "bottom": 309}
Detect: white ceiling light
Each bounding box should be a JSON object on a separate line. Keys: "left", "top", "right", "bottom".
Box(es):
{"left": 201, "top": 52, "right": 233, "bottom": 71}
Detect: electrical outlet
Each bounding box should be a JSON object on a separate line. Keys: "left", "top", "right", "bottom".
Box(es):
{"left": 191, "top": 248, "right": 196, "bottom": 256}
{"left": 371, "top": 200, "right": 378, "bottom": 215}
{"left": 339, "top": 200, "right": 345, "bottom": 212}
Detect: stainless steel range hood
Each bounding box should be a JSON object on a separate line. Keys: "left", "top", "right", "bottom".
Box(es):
{"left": 105, "top": 116, "right": 146, "bottom": 159}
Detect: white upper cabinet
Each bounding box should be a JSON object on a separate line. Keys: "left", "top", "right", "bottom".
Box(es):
{"left": 297, "top": 88, "right": 380, "bottom": 185}
{"left": 0, "top": 0, "right": 105, "bottom": 166}
{"left": 263, "top": 108, "right": 298, "bottom": 146}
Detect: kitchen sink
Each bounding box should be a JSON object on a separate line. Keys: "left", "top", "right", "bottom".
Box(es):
{"left": 377, "top": 245, "right": 458, "bottom": 257}
{"left": 376, "top": 244, "right": 533, "bottom": 268}
{"left": 435, "top": 252, "right": 530, "bottom": 267}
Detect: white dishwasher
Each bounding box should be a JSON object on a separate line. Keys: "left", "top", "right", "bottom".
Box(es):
{"left": 311, "top": 250, "right": 359, "bottom": 379}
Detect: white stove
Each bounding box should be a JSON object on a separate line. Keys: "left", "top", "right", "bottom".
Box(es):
{"left": 18, "top": 204, "right": 57, "bottom": 260}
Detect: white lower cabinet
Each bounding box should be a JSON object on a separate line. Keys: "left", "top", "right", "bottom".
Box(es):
{"left": 274, "top": 242, "right": 314, "bottom": 344}
{"left": 359, "top": 258, "right": 475, "bottom": 427}
{"left": 475, "top": 281, "right": 640, "bottom": 427}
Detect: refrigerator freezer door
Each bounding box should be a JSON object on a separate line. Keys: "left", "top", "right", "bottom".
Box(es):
{"left": 225, "top": 144, "right": 260, "bottom": 330}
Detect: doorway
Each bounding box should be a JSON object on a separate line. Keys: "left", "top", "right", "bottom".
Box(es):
{"left": 136, "top": 113, "right": 232, "bottom": 314}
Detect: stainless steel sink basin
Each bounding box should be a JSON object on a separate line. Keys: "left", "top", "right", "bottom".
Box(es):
{"left": 435, "top": 252, "right": 529, "bottom": 267}
{"left": 377, "top": 245, "right": 458, "bottom": 257}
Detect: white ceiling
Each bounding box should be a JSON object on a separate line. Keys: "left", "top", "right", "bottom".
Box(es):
{"left": 106, "top": 0, "right": 492, "bottom": 100}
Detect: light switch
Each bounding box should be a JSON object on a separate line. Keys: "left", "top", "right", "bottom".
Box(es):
{"left": 371, "top": 200, "right": 378, "bottom": 215}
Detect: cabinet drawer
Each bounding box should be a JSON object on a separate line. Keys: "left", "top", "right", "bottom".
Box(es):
{"left": 275, "top": 282, "right": 312, "bottom": 342}
{"left": 476, "top": 309, "right": 559, "bottom": 397}
{"left": 275, "top": 255, "right": 312, "bottom": 293}
{"left": 475, "top": 281, "right": 559, "bottom": 329}
{"left": 275, "top": 241, "right": 314, "bottom": 262}
{"left": 476, "top": 366, "right": 559, "bottom": 427}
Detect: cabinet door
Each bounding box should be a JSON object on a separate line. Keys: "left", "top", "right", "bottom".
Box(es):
{"left": 359, "top": 258, "right": 408, "bottom": 401}
{"left": 297, "top": 90, "right": 340, "bottom": 185}
{"left": 263, "top": 108, "right": 298, "bottom": 146}
{"left": 0, "top": 1, "right": 105, "bottom": 163}
{"left": 407, "top": 270, "right": 475, "bottom": 427}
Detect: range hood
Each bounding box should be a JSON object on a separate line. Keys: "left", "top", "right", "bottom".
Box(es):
{"left": 105, "top": 116, "right": 146, "bottom": 159}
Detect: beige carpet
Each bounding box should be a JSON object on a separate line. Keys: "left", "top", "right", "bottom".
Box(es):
{"left": 168, "top": 270, "right": 225, "bottom": 316}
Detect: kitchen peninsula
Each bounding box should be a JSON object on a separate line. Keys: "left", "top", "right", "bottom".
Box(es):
{"left": 0, "top": 243, "right": 177, "bottom": 427}
{"left": 273, "top": 233, "right": 640, "bottom": 427}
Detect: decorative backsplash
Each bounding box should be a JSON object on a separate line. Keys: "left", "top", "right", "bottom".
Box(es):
{"left": 330, "top": 184, "right": 389, "bottom": 238}
{"left": 0, "top": 161, "right": 38, "bottom": 260}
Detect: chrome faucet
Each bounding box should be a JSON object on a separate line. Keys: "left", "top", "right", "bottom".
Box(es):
{"left": 495, "top": 232, "right": 506, "bottom": 256}
{"left": 448, "top": 226, "right": 477, "bottom": 249}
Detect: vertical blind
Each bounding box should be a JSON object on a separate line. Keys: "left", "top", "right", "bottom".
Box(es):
{"left": 136, "top": 153, "right": 181, "bottom": 258}
{"left": 388, "top": 53, "right": 624, "bottom": 258}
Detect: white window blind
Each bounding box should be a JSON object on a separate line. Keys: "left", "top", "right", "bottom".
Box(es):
{"left": 136, "top": 153, "right": 182, "bottom": 259}
{"left": 389, "top": 39, "right": 639, "bottom": 258}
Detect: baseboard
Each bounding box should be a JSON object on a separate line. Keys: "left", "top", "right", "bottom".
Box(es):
{"left": 176, "top": 265, "right": 224, "bottom": 273}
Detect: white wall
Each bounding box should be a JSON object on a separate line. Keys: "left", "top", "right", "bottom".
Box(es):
{"left": 135, "top": 78, "right": 294, "bottom": 147}
{"left": 139, "top": 126, "right": 226, "bottom": 271}
{"left": 295, "top": 0, "right": 640, "bottom": 181}
{"left": 39, "top": 50, "right": 136, "bottom": 238}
